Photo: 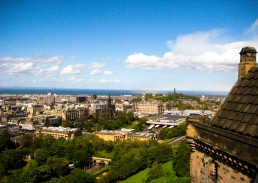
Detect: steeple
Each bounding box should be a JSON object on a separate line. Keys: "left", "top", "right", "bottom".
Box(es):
{"left": 108, "top": 93, "right": 112, "bottom": 108}
{"left": 107, "top": 93, "right": 114, "bottom": 120}
{"left": 238, "top": 46, "right": 257, "bottom": 79}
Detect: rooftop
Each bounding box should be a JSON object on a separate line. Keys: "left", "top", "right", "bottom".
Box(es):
{"left": 211, "top": 66, "right": 258, "bottom": 137}
{"left": 41, "top": 126, "right": 78, "bottom": 133}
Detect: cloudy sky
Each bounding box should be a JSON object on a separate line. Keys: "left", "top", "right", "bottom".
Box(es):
{"left": 0, "top": 0, "right": 257, "bottom": 92}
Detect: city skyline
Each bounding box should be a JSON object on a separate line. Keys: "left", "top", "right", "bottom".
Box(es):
{"left": 0, "top": 0, "right": 258, "bottom": 91}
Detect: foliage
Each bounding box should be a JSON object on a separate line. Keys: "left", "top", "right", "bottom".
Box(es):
{"left": 64, "top": 136, "right": 94, "bottom": 168}
{"left": 34, "top": 148, "right": 49, "bottom": 165}
{"left": 80, "top": 112, "right": 137, "bottom": 132}
{"left": 0, "top": 149, "right": 26, "bottom": 170}
{"left": 0, "top": 163, "right": 7, "bottom": 177}
{"left": 42, "top": 135, "right": 56, "bottom": 148}
{"left": 131, "top": 97, "right": 142, "bottom": 103}
{"left": 146, "top": 163, "right": 164, "bottom": 182}
{"left": 122, "top": 160, "right": 175, "bottom": 183}
{"left": 101, "top": 140, "right": 173, "bottom": 182}
{"left": 48, "top": 137, "right": 68, "bottom": 157}
{"left": 20, "top": 160, "right": 38, "bottom": 182}
{"left": 50, "top": 168, "right": 95, "bottom": 183}
{"left": 159, "top": 122, "right": 186, "bottom": 140}
{"left": 132, "top": 117, "right": 147, "bottom": 131}
{"left": 121, "top": 167, "right": 150, "bottom": 183}
{"left": 61, "top": 120, "right": 74, "bottom": 128}
{"left": 62, "top": 168, "right": 94, "bottom": 183}
{"left": 89, "top": 135, "right": 114, "bottom": 153}
{"left": 0, "top": 129, "right": 13, "bottom": 151}
{"left": 33, "top": 164, "right": 53, "bottom": 182}
{"left": 47, "top": 157, "right": 69, "bottom": 177}
{"left": 150, "top": 177, "right": 191, "bottom": 183}
{"left": 30, "top": 136, "right": 44, "bottom": 151}
{"left": 149, "top": 143, "right": 173, "bottom": 163}
{"left": 156, "top": 93, "right": 200, "bottom": 103}
{"left": 106, "top": 147, "right": 151, "bottom": 181}
{"left": 173, "top": 141, "right": 190, "bottom": 177}
{"left": 20, "top": 134, "right": 34, "bottom": 148}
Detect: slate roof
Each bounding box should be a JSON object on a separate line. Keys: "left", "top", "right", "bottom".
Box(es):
{"left": 211, "top": 66, "right": 258, "bottom": 137}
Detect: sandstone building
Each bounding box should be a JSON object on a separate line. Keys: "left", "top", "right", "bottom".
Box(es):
{"left": 96, "top": 128, "right": 157, "bottom": 142}
{"left": 36, "top": 126, "right": 82, "bottom": 140}
{"left": 186, "top": 46, "right": 258, "bottom": 183}
{"left": 134, "top": 92, "right": 163, "bottom": 115}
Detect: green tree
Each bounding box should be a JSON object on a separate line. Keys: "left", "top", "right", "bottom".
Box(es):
{"left": 60, "top": 168, "right": 95, "bottom": 183}
{"left": 159, "top": 128, "right": 170, "bottom": 140}
{"left": 47, "top": 157, "right": 69, "bottom": 177}
{"left": 1, "top": 149, "right": 26, "bottom": 170}
{"left": 173, "top": 141, "right": 190, "bottom": 177}
{"left": 65, "top": 137, "right": 94, "bottom": 168}
{"left": 107, "top": 147, "right": 151, "bottom": 181}
{"left": 20, "top": 134, "right": 33, "bottom": 148}
{"left": 34, "top": 148, "right": 49, "bottom": 165}
{"left": 136, "top": 117, "right": 147, "bottom": 131}
{"left": 20, "top": 160, "right": 38, "bottom": 183}
{"left": 131, "top": 97, "right": 142, "bottom": 103}
{"left": 0, "top": 129, "right": 13, "bottom": 151}
{"left": 146, "top": 163, "right": 164, "bottom": 182}
{"left": 149, "top": 143, "right": 173, "bottom": 163}
{"left": 33, "top": 164, "right": 53, "bottom": 182}
{"left": 159, "top": 122, "right": 187, "bottom": 140}
{"left": 62, "top": 120, "right": 74, "bottom": 128}
{"left": 49, "top": 137, "right": 68, "bottom": 157}
{"left": 0, "top": 163, "right": 7, "bottom": 176}
{"left": 42, "top": 135, "right": 55, "bottom": 148}
{"left": 30, "top": 137, "right": 44, "bottom": 151}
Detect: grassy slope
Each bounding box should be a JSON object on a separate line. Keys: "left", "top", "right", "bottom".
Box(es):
{"left": 122, "top": 161, "right": 175, "bottom": 183}
{"left": 121, "top": 160, "right": 191, "bottom": 183}
{"left": 121, "top": 167, "right": 150, "bottom": 183}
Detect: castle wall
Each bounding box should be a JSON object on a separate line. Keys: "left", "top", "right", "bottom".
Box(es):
{"left": 190, "top": 150, "right": 251, "bottom": 183}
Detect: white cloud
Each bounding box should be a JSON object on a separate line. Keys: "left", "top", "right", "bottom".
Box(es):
{"left": 0, "top": 62, "right": 34, "bottom": 74}
{"left": 90, "top": 69, "right": 102, "bottom": 75}
{"left": 0, "top": 55, "right": 64, "bottom": 76}
{"left": 99, "top": 79, "right": 121, "bottom": 83}
{"left": 89, "top": 62, "right": 106, "bottom": 70}
{"left": 125, "top": 29, "right": 258, "bottom": 72}
{"left": 0, "top": 55, "right": 63, "bottom": 63}
{"left": 61, "top": 64, "right": 86, "bottom": 74}
{"left": 47, "top": 65, "right": 60, "bottom": 72}
{"left": 10, "top": 62, "right": 34, "bottom": 73}
{"left": 103, "top": 71, "right": 113, "bottom": 75}
{"left": 125, "top": 53, "right": 178, "bottom": 70}
{"left": 68, "top": 77, "right": 85, "bottom": 82}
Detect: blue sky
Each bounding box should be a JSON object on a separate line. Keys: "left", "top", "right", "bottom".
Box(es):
{"left": 0, "top": 0, "right": 257, "bottom": 91}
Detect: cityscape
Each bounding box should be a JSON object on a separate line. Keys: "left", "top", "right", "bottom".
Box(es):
{"left": 0, "top": 1, "right": 257, "bottom": 183}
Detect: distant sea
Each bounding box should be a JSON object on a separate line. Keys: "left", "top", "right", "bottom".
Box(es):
{"left": 0, "top": 87, "right": 228, "bottom": 97}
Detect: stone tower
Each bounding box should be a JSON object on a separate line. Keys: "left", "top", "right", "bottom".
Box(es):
{"left": 238, "top": 46, "right": 257, "bottom": 79}
{"left": 141, "top": 92, "right": 146, "bottom": 102}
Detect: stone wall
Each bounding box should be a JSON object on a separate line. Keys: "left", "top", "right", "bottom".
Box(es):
{"left": 190, "top": 150, "right": 251, "bottom": 183}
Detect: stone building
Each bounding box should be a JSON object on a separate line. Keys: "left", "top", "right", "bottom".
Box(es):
{"left": 186, "top": 47, "right": 258, "bottom": 183}
{"left": 27, "top": 104, "right": 44, "bottom": 118}
{"left": 35, "top": 126, "right": 81, "bottom": 140}
{"left": 134, "top": 92, "right": 163, "bottom": 115}
{"left": 96, "top": 128, "right": 157, "bottom": 142}
{"left": 135, "top": 101, "right": 163, "bottom": 115}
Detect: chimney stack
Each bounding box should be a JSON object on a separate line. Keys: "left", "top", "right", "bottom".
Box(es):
{"left": 238, "top": 46, "right": 257, "bottom": 79}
